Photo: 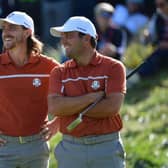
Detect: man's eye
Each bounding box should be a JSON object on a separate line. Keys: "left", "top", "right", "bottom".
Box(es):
{"left": 9, "top": 26, "right": 16, "bottom": 30}
{"left": 67, "top": 34, "right": 74, "bottom": 38}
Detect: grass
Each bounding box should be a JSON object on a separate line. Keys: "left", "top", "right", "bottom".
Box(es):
{"left": 122, "top": 69, "right": 168, "bottom": 168}
{"left": 49, "top": 132, "right": 62, "bottom": 168}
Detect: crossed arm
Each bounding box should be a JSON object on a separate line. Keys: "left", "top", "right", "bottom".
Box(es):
{"left": 48, "top": 91, "right": 125, "bottom": 119}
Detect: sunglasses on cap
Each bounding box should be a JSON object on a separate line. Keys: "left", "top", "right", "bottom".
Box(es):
{"left": 100, "top": 11, "right": 113, "bottom": 18}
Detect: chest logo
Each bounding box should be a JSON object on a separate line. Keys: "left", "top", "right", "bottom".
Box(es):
{"left": 33, "top": 78, "right": 41, "bottom": 87}
{"left": 91, "top": 80, "right": 100, "bottom": 90}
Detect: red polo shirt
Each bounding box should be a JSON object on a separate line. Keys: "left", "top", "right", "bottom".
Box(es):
{"left": 49, "top": 52, "right": 126, "bottom": 137}
{"left": 0, "top": 52, "right": 59, "bottom": 136}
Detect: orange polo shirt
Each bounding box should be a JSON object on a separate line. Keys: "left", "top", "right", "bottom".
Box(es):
{"left": 49, "top": 51, "right": 126, "bottom": 137}
{"left": 0, "top": 52, "right": 59, "bottom": 136}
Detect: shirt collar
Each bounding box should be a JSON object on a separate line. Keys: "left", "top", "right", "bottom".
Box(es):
{"left": 65, "top": 51, "right": 103, "bottom": 68}
{"left": 0, "top": 52, "right": 40, "bottom": 65}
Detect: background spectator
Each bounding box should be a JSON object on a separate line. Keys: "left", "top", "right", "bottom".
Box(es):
{"left": 138, "top": 0, "right": 168, "bottom": 77}
{"left": 0, "top": 0, "right": 157, "bottom": 49}
{"left": 94, "top": 2, "right": 127, "bottom": 60}
{"left": 112, "top": 0, "right": 149, "bottom": 43}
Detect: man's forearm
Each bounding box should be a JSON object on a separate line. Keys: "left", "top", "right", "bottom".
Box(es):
{"left": 85, "top": 93, "right": 124, "bottom": 118}
{"left": 48, "top": 95, "right": 92, "bottom": 116}
{"left": 48, "top": 91, "right": 104, "bottom": 116}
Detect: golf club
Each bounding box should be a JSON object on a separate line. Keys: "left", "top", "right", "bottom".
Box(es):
{"left": 67, "top": 96, "right": 103, "bottom": 132}
{"left": 67, "top": 59, "right": 147, "bottom": 132}
{"left": 126, "top": 59, "right": 147, "bottom": 80}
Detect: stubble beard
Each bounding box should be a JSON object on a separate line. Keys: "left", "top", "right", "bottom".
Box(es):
{"left": 3, "top": 36, "right": 24, "bottom": 51}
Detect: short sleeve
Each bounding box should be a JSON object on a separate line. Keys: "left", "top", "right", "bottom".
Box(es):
{"left": 106, "top": 61, "right": 126, "bottom": 95}
{"left": 48, "top": 67, "right": 63, "bottom": 95}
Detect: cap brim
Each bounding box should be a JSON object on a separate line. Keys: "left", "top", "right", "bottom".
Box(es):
{"left": 50, "top": 25, "right": 97, "bottom": 39}
{"left": 50, "top": 26, "right": 66, "bottom": 37}
{"left": 0, "top": 18, "right": 21, "bottom": 28}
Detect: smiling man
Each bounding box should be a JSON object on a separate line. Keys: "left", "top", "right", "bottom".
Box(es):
{"left": 48, "top": 16, "right": 127, "bottom": 168}
{"left": 0, "top": 11, "right": 60, "bottom": 168}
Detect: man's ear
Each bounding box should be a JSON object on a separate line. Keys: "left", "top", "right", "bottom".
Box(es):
{"left": 24, "top": 29, "right": 32, "bottom": 38}
{"left": 95, "top": 35, "right": 98, "bottom": 41}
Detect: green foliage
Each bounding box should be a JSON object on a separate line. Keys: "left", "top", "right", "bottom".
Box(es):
{"left": 122, "top": 69, "right": 168, "bottom": 168}
{"left": 43, "top": 45, "right": 61, "bottom": 63}
{"left": 49, "top": 132, "right": 62, "bottom": 168}
{"left": 123, "top": 42, "right": 154, "bottom": 68}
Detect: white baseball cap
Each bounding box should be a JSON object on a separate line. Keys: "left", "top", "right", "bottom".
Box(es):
{"left": 50, "top": 16, "right": 97, "bottom": 39}
{"left": 0, "top": 11, "right": 34, "bottom": 34}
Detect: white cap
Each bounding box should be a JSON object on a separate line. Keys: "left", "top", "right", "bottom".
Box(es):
{"left": 0, "top": 11, "right": 34, "bottom": 34}
{"left": 50, "top": 16, "right": 97, "bottom": 39}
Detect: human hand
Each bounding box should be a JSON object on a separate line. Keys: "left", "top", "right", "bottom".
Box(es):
{"left": 40, "top": 118, "right": 59, "bottom": 141}
{"left": 0, "top": 131, "right": 7, "bottom": 146}
{"left": 87, "top": 91, "right": 105, "bottom": 104}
